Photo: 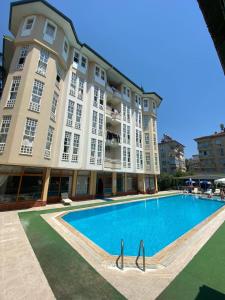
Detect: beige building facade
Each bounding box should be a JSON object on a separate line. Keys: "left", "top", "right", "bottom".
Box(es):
{"left": 194, "top": 131, "right": 225, "bottom": 174}
{"left": 0, "top": 0, "right": 162, "bottom": 210}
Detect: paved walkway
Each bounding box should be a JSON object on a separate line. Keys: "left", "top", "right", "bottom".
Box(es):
{"left": 0, "top": 211, "right": 55, "bottom": 300}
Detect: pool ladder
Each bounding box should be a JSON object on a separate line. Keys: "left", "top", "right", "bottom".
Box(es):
{"left": 116, "top": 239, "right": 146, "bottom": 271}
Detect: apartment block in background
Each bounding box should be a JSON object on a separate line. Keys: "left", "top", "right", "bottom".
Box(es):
{"left": 158, "top": 134, "right": 186, "bottom": 174}
{"left": 0, "top": 0, "right": 162, "bottom": 210}
{"left": 194, "top": 130, "right": 225, "bottom": 173}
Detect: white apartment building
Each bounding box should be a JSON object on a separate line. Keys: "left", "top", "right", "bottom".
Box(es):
{"left": 0, "top": 0, "right": 162, "bottom": 210}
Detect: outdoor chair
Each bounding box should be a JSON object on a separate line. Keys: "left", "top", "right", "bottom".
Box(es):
{"left": 213, "top": 189, "right": 221, "bottom": 196}
{"left": 61, "top": 193, "right": 73, "bottom": 205}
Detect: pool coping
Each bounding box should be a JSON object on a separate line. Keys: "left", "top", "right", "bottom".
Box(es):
{"left": 42, "top": 194, "right": 225, "bottom": 270}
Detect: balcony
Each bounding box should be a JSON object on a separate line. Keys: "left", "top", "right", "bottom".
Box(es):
{"left": 106, "top": 105, "right": 121, "bottom": 122}
{"left": 104, "top": 158, "right": 121, "bottom": 169}
{"left": 105, "top": 131, "right": 121, "bottom": 147}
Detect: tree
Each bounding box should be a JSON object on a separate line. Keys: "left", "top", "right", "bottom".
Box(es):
{"left": 220, "top": 123, "right": 224, "bottom": 132}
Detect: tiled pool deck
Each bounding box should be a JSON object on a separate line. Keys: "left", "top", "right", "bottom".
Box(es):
{"left": 1, "top": 191, "right": 225, "bottom": 299}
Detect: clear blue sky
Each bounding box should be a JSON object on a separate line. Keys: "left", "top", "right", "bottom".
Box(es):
{"left": 1, "top": 0, "right": 224, "bottom": 158}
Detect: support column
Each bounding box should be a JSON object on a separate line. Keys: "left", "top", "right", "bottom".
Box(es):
{"left": 138, "top": 174, "right": 145, "bottom": 194}
{"left": 89, "top": 171, "right": 97, "bottom": 197}
{"left": 112, "top": 172, "right": 117, "bottom": 195}
{"left": 154, "top": 175, "right": 158, "bottom": 193}
{"left": 71, "top": 170, "right": 78, "bottom": 197}
{"left": 42, "top": 168, "right": 51, "bottom": 203}
{"left": 124, "top": 173, "right": 128, "bottom": 193}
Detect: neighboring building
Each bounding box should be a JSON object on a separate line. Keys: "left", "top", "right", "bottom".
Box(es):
{"left": 186, "top": 155, "right": 200, "bottom": 174}
{"left": 194, "top": 131, "right": 225, "bottom": 173}
{"left": 198, "top": 0, "right": 225, "bottom": 74}
{"left": 0, "top": 53, "right": 4, "bottom": 98}
{"left": 158, "top": 134, "right": 186, "bottom": 174}
{"left": 0, "top": 0, "right": 162, "bottom": 210}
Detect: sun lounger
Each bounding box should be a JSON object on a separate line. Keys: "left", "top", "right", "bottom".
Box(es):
{"left": 61, "top": 193, "right": 72, "bottom": 205}
{"left": 204, "top": 189, "right": 212, "bottom": 195}
{"left": 213, "top": 189, "right": 221, "bottom": 196}
{"left": 192, "top": 187, "right": 201, "bottom": 194}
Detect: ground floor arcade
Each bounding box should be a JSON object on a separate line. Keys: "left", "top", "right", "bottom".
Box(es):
{"left": 0, "top": 165, "right": 158, "bottom": 211}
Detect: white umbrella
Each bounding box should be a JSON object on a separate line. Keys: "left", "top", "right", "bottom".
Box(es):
{"left": 214, "top": 178, "right": 225, "bottom": 185}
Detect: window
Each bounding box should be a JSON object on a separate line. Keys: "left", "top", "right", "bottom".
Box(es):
{"left": 99, "top": 90, "right": 104, "bottom": 107}
{"left": 17, "top": 45, "right": 29, "bottom": 70}
{"left": 66, "top": 100, "right": 75, "bottom": 127}
{"left": 97, "top": 140, "right": 103, "bottom": 165}
{"left": 153, "top": 119, "right": 156, "bottom": 131}
{"left": 143, "top": 99, "right": 149, "bottom": 111}
{"left": 21, "top": 16, "right": 35, "bottom": 36}
{"left": 146, "top": 153, "right": 151, "bottom": 166}
{"left": 138, "top": 112, "right": 142, "bottom": 128}
{"left": 153, "top": 134, "right": 157, "bottom": 150}
{"left": 70, "top": 72, "right": 76, "bottom": 96}
{"left": 98, "top": 113, "right": 103, "bottom": 136}
{"left": 44, "top": 126, "right": 54, "bottom": 159}
{"left": 50, "top": 92, "right": 58, "bottom": 121}
{"left": 75, "top": 104, "right": 82, "bottom": 129}
{"left": 143, "top": 116, "right": 149, "bottom": 129}
{"left": 56, "top": 65, "right": 62, "bottom": 86}
{"left": 123, "top": 104, "right": 126, "bottom": 121}
{"left": 72, "top": 134, "right": 80, "bottom": 162}
{"left": 43, "top": 20, "right": 57, "bottom": 44}
{"left": 94, "top": 86, "right": 98, "bottom": 107}
{"left": 95, "top": 66, "right": 100, "bottom": 77}
{"left": 62, "top": 131, "right": 71, "bottom": 161}
{"left": 29, "top": 79, "right": 44, "bottom": 112}
{"left": 6, "top": 76, "right": 21, "bottom": 108}
{"left": 74, "top": 51, "right": 79, "bottom": 63}
{"left": 135, "top": 111, "right": 138, "bottom": 127}
{"left": 127, "top": 126, "right": 130, "bottom": 144}
{"left": 90, "top": 138, "right": 96, "bottom": 164}
{"left": 0, "top": 116, "right": 11, "bottom": 153}
{"left": 123, "top": 86, "right": 130, "bottom": 98}
{"left": 154, "top": 153, "right": 158, "bottom": 168}
{"left": 136, "top": 150, "right": 140, "bottom": 169}
{"left": 77, "top": 78, "right": 84, "bottom": 100}
{"left": 140, "top": 151, "right": 143, "bottom": 168}
{"left": 127, "top": 148, "right": 131, "bottom": 168}
{"left": 139, "top": 131, "right": 142, "bottom": 147}
{"left": 123, "top": 147, "right": 126, "bottom": 167}
{"left": 93, "top": 86, "right": 104, "bottom": 108}
{"left": 145, "top": 133, "right": 150, "bottom": 145}
{"left": 136, "top": 130, "right": 139, "bottom": 147}
{"left": 127, "top": 107, "right": 130, "bottom": 123}
{"left": 62, "top": 37, "right": 69, "bottom": 61}
{"left": 101, "top": 70, "right": 105, "bottom": 80}
{"left": 20, "top": 118, "right": 38, "bottom": 155}
{"left": 123, "top": 124, "right": 126, "bottom": 144}
{"left": 153, "top": 102, "right": 156, "bottom": 113}
{"left": 37, "top": 48, "right": 49, "bottom": 76}
{"left": 92, "top": 111, "right": 98, "bottom": 134}
{"left": 81, "top": 56, "right": 87, "bottom": 68}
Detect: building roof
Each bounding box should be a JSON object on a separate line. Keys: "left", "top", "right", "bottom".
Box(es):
{"left": 158, "top": 134, "right": 185, "bottom": 148}
{"left": 198, "top": 0, "right": 225, "bottom": 74}
{"left": 8, "top": 0, "right": 163, "bottom": 103}
{"left": 194, "top": 131, "right": 225, "bottom": 141}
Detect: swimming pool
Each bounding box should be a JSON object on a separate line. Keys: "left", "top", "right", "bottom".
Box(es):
{"left": 62, "top": 195, "right": 224, "bottom": 257}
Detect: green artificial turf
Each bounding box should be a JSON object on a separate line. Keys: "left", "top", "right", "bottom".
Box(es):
{"left": 157, "top": 220, "right": 225, "bottom": 300}
{"left": 18, "top": 193, "right": 178, "bottom": 299}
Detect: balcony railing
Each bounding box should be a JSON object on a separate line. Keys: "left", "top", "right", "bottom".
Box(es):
{"left": 106, "top": 131, "right": 121, "bottom": 146}
{"left": 106, "top": 85, "right": 122, "bottom": 99}
{"left": 106, "top": 105, "right": 121, "bottom": 121}
{"left": 104, "top": 158, "right": 121, "bottom": 169}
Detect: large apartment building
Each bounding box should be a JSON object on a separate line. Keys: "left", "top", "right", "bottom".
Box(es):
{"left": 158, "top": 134, "right": 186, "bottom": 174}
{"left": 194, "top": 130, "right": 225, "bottom": 174}
{"left": 0, "top": 0, "right": 162, "bottom": 211}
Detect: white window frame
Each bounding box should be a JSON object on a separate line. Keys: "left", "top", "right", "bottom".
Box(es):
{"left": 44, "top": 126, "right": 54, "bottom": 159}
{"left": 98, "top": 113, "right": 103, "bottom": 136}
{"left": 66, "top": 100, "right": 75, "bottom": 127}
{"left": 37, "top": 48, "right": 49, "bottom": 76}
{"left": 123, "top": 146, "right": 127, "bottom": 167}
{"left": 20, "top": 118, "right": 38, "bottom": 155}
{"left": 17, "top": 45, "right": 29, "bottom": 70}
{"left": 145, "top": 133, "right": 150, "bottom": 145}
{"left": 6, "top": 76, "right": 21, "bottom": 108}
{"left": 21, "top": 16, "right": 36, "bottom": 37}
{"left": 92, "top": 111, "right": 98, "bottom": 134}
{"left": 146, "top": 153, "right": 151, "bottom": 167}
{"left": 143, "top": 99, "right": 149, "bottom": 112}
{"left": 69, "top": 72, "right": 77, "bottom": 96}
{"left": 29, "top": 79, "right": 44, "bottom": 112}
{"left": 62, "top": 36, "right": 69, "bottom": 61}
{"left": 75, "top": 103, "right": 82, "bottom": 129}
{"left": 77, "top": 78, "right": 84, "bottom": 100}
{"left": 50, "top": 92, "right": 58, "bottom": 121}
{"left": 90, "top": 138, "right": 96, "bottom": 164}
{"left": 43, "top": 19, "right": 57, "bottom": 44}
{"left": 62, "top": 131, "right": 71, "bottom": 161}
{"left": 72, "top": 134, "right": 80, "bottom": 163}
{"left": 0, "top": 116, "right": 11, "bottom": 153}
{"left": 97, "top": 140, "right": 103, "bottom": 165}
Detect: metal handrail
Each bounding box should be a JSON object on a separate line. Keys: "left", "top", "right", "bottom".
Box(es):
{"left": 136, "top": 240, "right": 145, "bottom": 272}
{"left": 116, "top": 239, "right": 124, "bottom": 270}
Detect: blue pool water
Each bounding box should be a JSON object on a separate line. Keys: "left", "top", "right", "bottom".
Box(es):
{"left": 62, "top": 195, "right": 224, "bottom": 256}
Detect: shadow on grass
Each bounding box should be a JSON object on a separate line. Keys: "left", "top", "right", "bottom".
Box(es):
{"left": 195, "top": 285, "right": 225, "bottom": 300}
